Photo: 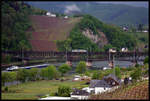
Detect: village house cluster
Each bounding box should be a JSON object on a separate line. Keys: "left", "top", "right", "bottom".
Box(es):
{"left": 70, "top": 74, "right": 125, "bottom": 99}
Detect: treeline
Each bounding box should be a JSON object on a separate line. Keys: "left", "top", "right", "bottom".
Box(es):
{"left": 2, "top": 1, "right": 32, "bottom": 51}
{"left": 1, "top": 1, "right": 48, "bottom": 63}
{"left": 2, "top": 1, "right": 48, "bottom": 51}
{"left": 56, "top": 15, "right": 101, "bottom": 52}
{"left": 56, "top": 14, "right": 137, "bottom": 52}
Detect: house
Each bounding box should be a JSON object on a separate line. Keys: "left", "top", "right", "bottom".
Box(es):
{"left": 80, "top": 76, "right": 91, "bottom": 81}
{"left": 64, "top": 16, "right": 68, "bottom": 19}
{"left": 82, "top": 74, "right": 121, "bottom": 94}
{"left": 70, "top": 88, "right": 89, "bottom": 99}
{"left": 109, "top": 48, "right": 116, "bottom": 53}
{"left": 73, "top": 75, "right": 91, "bottom": 81}
{"left": 121, "top": 48, "right": 128, "bottom": 52}
{"left": 103, "top": 74, "right": 122, "bottom": 86}
{"left": 73, "top": 75, "right": 81, "bottom": 81}
{"left": 50, "top": 14, "right": 56, "bottom": 17}
{"left": 46, "top": 12, "right": 56, "bottom": 17}
{"left": 123, "top": 26, "right": 128, "bottom": 31}
{"left": 46, "top": 12, "right": 51, "bottom": 16}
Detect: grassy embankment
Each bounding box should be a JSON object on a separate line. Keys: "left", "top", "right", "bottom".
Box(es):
{"left": 2, "top": 77, "right": 88, "bottom": 100}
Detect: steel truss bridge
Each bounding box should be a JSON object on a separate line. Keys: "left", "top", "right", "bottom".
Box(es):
{"left": 2, "top": 51, "right": 148, "bottom": 62}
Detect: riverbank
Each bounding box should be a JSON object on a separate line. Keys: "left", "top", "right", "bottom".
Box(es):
{"left": 2, "top": 79, "right": 88, "bottom": 100}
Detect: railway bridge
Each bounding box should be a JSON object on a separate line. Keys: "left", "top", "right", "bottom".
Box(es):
{"left": 2, "top": 51, "right": 148, "bottom": 64}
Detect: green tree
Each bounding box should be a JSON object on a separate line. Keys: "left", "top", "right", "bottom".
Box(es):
{"left": 138, "top": 24, "right": 144, "bottom": 32}
{"left": 76, "top": 61, "right": 86, "bottom": 74}
{"left": 144, "top": 56, "right": 149, "bottom": 65}
{"left": 92, "top": 71, "right": 100, "bottom": 79}
{"left": 40, "top": 65, "right": 58, "bottom": 80}
{"left": 17, "top": 68, "right": 30, "bottom": 82}
{"left": 130, "top": 67, "right": 142, "bottom": 81}
{"left": 114, "top": 66, "right": 121, "bottom": 79}
{"left": 85, "top": 71, "right": 90, "bottom": 76}
{"left": 28, "top": 68, "right": 39, "bottom": 81}
{"left": 57, "top": 85, "right": 71, "bottom": 97}
{"left": 103, "top": 44, "right": 113, "bottom": 51}
{"left": 18, "top": 40, "right": 30, "bottom": 61}
{"left": 58, "top": 64, "right": 71, "bottom": 76}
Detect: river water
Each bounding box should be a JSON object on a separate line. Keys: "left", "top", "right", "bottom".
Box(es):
{"left": 2, "top": 60, "right": 143, "bottom": 72}
{"left": 45, "top": 60, "right": 143, "bottom": 68}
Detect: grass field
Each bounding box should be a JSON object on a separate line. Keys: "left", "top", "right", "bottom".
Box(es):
{"left": 2, "top": 79, "right": 87, "bottom": 100}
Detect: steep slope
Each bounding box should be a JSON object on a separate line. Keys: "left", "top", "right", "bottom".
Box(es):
{"left": 27, "top": 15, "right": 81, "bottom": 51}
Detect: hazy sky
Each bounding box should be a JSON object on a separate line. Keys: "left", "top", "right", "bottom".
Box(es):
{"left": 27, "top": 1, "right": 148, "bottom": 8}
{"left": 98, "top": 2, "right": 148, "bottom": 8}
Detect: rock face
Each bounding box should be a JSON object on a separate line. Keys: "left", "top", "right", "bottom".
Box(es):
{"left": 82, "top": 29, "right": 108, "bottom": 48}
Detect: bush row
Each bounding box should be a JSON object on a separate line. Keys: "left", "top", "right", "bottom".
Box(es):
{"left": 2, "top": 64, "right": 69, "bottom": 86}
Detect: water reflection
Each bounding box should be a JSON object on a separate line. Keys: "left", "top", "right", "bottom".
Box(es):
{"left": 49, "top": 61, "right": 143, "bottom": 68}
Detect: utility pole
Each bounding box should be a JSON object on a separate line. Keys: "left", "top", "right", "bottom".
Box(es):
{"left": 87, "top": 48, "right": 88, "bottom": 62}
{"left": 113, "top": 53, "right": 115, "bottom": 75}
{"left": 66, "top": 48, "right": 67, "bottom": 61}
{"left": 109, "top": 51, "right": 110, "bottom": 61}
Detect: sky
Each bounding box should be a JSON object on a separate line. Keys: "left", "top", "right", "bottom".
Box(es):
{"left": 98, "top": 2, "right": 148, "bottom": 8}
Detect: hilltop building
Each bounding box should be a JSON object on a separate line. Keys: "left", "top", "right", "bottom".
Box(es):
{"left": 46, "top": 12, "right": 56, "bottom": 17}
{"left": 64, "top": 16, "right": 68, "bottom": 19}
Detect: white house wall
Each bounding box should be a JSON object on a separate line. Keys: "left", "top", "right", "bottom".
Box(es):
{"left": 82, "top": 87, "right": 94, "bottom": 93}
{"left": 95, "top": 87, "right": 111, "bottom": 94}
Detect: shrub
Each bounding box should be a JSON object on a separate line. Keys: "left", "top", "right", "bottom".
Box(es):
{"left": 92, "top": 71, "right": 100, "bottom": 79}
{"left": 2, "top": 72, "right": 17, "bottom": 86}
{"left": 76, "top": 61, "right": 86, "bottom": 74}
{"left": 144, "top": 56, "right": 149, "bottom": 64}
{"left": 58, "top": 64, "right": 71, "bottom": 76}
{"left": 130, "top": 67, "right": 142, "bottom": 81}
{"left": 4, "top": 86, "right": 8, "bottom": 92}
{"left": 114, "top": 66, "right": 121, "bottom": 79}
{"left": 40, "top": 67, "right": 48, "bottom": 80}
{"left": 40, "top": 65, "right": 58, "bottom": 80}
{"left": 85, "top": 71, "right": 90, "bottom": 76}
{"left": 135, "top": 63, "right": 140, "bottom": 67}
{"left": 17, "top": 68, "right": 30, "bottom": 82}
{"left": 2, "top": 72, "right": 9, "bottom": 86}
{"left": 57, "top": 85, "right": 71, "bottom": 97}
{"left": 28, "top": 68, "right": 39, "bottom": 81}
{"left": 103, "top": 69, "right": 113, "bottom": 76}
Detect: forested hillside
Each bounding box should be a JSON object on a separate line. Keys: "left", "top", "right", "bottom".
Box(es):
{"left": 1, "top": 1, "right": 146, "bottom": 53}
{"left": 1, "top": 1, "right": 47, "bottom": 51}
{"left": 57, "top": 15, "right": 137, "bottom": 52}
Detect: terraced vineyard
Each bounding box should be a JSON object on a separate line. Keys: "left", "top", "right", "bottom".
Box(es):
{"left": 28, "top": 15, "right": 81, "bottom": 51}
{"left": 90, "top": 80, "right": 149, "bottom": 100}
